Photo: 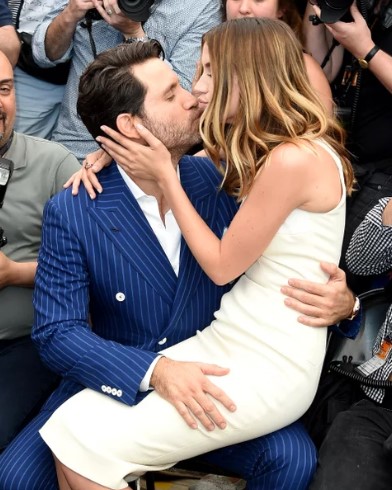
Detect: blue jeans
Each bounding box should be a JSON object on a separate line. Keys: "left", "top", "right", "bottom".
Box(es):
{"left": 13, "top": 67, "right": 65, "bottom": 140}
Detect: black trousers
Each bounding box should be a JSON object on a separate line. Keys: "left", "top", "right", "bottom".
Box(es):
{"left": 0, "top": 335, "right": 59, "bottom": 452}
{"left": 310, "top": 398, "right": 392, "bottom": 490}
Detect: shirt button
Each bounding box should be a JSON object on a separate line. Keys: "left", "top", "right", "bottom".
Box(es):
{"left": 116, "top": 292, "right": 125, "bottom": 302}
{"left": 158, "top": 338, "right": 167, "bottom": 345}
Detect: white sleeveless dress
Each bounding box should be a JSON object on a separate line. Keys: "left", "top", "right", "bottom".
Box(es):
{"left": 39, "top": 140, "right": 346, "bottom": 489}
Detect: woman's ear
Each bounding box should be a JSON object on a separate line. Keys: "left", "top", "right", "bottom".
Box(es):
{"left": 116, "top": 113, "right": 140, "bottom": 139}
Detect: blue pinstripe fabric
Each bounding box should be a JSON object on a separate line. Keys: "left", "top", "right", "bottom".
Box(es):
{"left": 203, "top": 421, "right": 316, "bottom": 489}
{"left": 0, "top": 156, "right": 316, "bottom": 489}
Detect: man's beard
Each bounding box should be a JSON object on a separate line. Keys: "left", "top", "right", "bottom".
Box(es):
{"left": 141, "top": 112, "right": 201, "bottom": 160}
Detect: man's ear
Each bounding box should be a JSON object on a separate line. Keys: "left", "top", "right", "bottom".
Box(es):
{"left": 116, "top": 113, "right": 140, "bottom": 139}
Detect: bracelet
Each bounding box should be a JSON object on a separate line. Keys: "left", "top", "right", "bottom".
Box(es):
{"left": 357, "top": 45, "right": 380, "bottom": 69}
{"left": 123, "top": 35, "right": 149, "bottom": 44}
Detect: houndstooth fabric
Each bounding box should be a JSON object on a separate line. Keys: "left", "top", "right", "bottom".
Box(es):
{"left": 346, "top": 197, "right": 392, "bottom": 402}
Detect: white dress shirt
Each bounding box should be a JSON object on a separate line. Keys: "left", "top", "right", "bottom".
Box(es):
{"left": 117, "top": 165, "right": 181, "bottom": 391}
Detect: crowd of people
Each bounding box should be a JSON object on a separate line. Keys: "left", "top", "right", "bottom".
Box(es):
{"left": 0, "top": 1, "right": 391, "bottom": 489}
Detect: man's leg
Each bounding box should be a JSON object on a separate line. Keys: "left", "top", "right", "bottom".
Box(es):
{"left": 201, "top": 421, "right": 317, "bottom": 490}
{"left": 310, "top": 398, "right": 392, "bottom": 490}
{"left": 0, "top": 336, "right": 59, "bottom": 452}
{"left": 0, "top": 410, "right": 58, "bottom": 490}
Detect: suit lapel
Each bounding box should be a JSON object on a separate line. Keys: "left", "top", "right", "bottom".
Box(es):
{"left": 87, "top": 164, "right": 177, "bottom": 304}
{"left": 169, "top": 157, "right": 220, "bottom": 327}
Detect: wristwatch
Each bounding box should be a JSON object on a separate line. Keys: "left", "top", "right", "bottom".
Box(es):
{"left": 357, "top": 45, "right": 380, "bottom": 69}
{"left": 347, "top": 295, "right": 361, "bottom": 321}
{"left": 123, "top": 35, "right": 149, "bottom": 44}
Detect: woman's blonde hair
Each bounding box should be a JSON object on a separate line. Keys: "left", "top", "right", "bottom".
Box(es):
{"left": 200, "top": 17, "right": 354, "bottom": 199}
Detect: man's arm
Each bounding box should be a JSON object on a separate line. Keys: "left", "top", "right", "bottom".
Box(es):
{"left": 0, "top": 26, "right": 20, "bottom": 67}
{"left": 33, "top": 197, "right": 158, "bottom": 406}
{"left": 43, "top": 0, "right": 94, "bottom": 61}
{"left": 0, "top": 252, "right": 36, "bottom": 289}
{"left": 33, "top": 195, "right": 235, "bottom": 429}
{"left": 281, "top": 262, "right": 355, "bottom": 327}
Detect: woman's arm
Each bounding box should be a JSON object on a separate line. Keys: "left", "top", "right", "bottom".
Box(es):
{"left": 303, "top": 2, "right": 344, "bottom": 82}
{"left": 97, "top": 125, "right": 338, "bottom": 286}
{"left": 303, "top": 52, "right": 334, "bottom": 114}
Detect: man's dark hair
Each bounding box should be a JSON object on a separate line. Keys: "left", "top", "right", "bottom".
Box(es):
{"left": 77, "top": 40, "right": 164, "bottom": 140}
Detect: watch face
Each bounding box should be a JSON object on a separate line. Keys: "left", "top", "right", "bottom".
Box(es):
{"left": 0, "top": 167, "right": 10, "bottom": 186}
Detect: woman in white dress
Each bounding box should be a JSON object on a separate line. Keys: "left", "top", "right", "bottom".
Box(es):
{"left": 39, "top": 17, "right": 354, "bottom": 490}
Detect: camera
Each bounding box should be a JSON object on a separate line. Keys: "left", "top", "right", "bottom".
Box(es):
{"left": 86, "top": 0, "right": 155, "bottom": 23}
{"left": 309, "top": 0, "right": 353, "bottom": 25}
{"left": 0, "top": 157, "right": 13, "bottom": 250}
{"left": 0, "top": 157, "right": 13, "bottom": 208}
{"left": 0, "top": 227, "right": 6, "bottom": 248}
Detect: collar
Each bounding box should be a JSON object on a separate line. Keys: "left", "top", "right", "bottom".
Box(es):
{"left": 117, "top": 163, "right": 180, "bottom": 200}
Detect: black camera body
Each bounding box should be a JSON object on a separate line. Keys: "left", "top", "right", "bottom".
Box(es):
{"left": 0, "top": 157, "right": 13, "bottom": 250}
{"left": 86, "top": 0, "right": 154, "bottom": 22}
{"left": 309, "top": 10, "right": 353, "bottom": 25}
{"left": 0, "top": 227, "right": 6, "bottom": 248}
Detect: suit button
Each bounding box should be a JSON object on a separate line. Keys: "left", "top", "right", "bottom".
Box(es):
{"left": 117, "top": 390, "right": 122, "bottom": 397}
{"left": 116, "top": 292, "right": 125, "bottom": 302}
{"left": 111, "top": 388, "right": 118, "bottom": 396}
{"left": 101, "top": 385, "right": 107, "bottom": 392}
{"left": 158, "top": 338, "right": 167, "bottom": 345}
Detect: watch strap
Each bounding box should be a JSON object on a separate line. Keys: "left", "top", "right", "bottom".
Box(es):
{"left": 358, "top": 45, "right": 380, "bottom": 68}
{"left": 347, "top": 295, "right": 361, "bottom": 321}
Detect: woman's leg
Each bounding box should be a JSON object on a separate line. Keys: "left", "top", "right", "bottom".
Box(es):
{"left": 55, "top": 457, "right": 128, "bottom": 490}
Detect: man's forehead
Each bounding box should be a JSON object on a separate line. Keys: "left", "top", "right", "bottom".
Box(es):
{"left": 133, "top": 58, "right": 177, "bottom": 96}
{"left": 0, "top": 52, "right": 13, "bottom": 80}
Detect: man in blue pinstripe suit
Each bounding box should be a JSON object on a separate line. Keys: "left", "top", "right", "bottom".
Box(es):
{"left": 0, "top": 42, "right": 317, "bottom": 489}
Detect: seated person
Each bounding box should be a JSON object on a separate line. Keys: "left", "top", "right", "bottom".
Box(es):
{"left": 36, "top": 19, "right": 353, "bottom": 489}
{"left": 310, "top": 196, "right": 392, "bottom": 490}
{"left": 0, "top": 50, "right": 80, "bottom": 453}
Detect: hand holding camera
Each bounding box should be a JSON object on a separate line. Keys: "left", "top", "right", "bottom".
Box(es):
{"left": 86, "top": 0, "right": 154, "bottom": 23}
{"left": 310, "top": 1, "right": 374, "bottom": 61}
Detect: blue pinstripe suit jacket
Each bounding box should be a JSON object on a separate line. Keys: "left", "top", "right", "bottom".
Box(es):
{"left": 32, "top": 155, "right": 238, "bottom": 412}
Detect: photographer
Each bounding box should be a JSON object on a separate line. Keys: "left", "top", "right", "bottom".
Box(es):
{"left": 304, "top": 0, "right": 392, "bottom": 292}
{"left": 3, "top": 0, "right": 70, "bottom": 139}
{"left": 31, "top": 0, "right": 221, "bottom": 161}
{"left": 0, "top": 49, "right": 80, "bottom": 452}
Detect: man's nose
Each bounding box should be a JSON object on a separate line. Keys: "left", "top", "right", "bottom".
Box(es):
{"left": 183, "top": 91, "right": 199, "bottom": 110}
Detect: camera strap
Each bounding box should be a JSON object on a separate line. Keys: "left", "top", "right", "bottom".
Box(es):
{"left": 80, "top": 18, "right": 98, "bottom": 59}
